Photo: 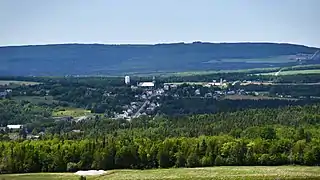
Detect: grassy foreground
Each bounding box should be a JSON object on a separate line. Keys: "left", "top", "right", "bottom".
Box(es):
{"left": 1, "top": 166, "right": 320, "bottom": 180}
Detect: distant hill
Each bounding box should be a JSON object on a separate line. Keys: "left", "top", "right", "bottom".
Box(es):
{"left": 0, "top": 42, "right": 319, "bottom": 76}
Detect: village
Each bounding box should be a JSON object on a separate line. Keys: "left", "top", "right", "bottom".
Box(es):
{"left": 1, "top": 74, "right": 316, "bottom": 141}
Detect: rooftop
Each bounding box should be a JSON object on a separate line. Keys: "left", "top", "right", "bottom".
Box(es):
{"left": 138, "top": 82, "right": 155, "bottom": 87}
{"left": 7, "top": 125, "right": 23, "bottom": 129}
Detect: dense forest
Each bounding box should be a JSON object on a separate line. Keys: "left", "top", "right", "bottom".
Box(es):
{"left": 158, "top": 98, "right": 320, "bottom": 116}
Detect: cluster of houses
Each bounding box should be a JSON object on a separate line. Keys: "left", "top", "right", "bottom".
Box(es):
{"left": 0, "top": 89, "right": 12, "bottom": 98}
{"left": 114, "top": 87, "right": 164, "bottom": 120}
{"left": 0, "top": 124, "right": 45, "bottom": 140}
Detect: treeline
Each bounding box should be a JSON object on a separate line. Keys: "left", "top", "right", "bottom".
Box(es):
{"left": 0, "top": 133, "right": 320, "bottom": 173}
{"left": 158, "top": 98, "right": 320, "bottom": 116}
{"left": 275, "top": 74, "right": 320, "bottom": 83}
{"left": 0, "top": 100, "right": 51, "bottom": 125}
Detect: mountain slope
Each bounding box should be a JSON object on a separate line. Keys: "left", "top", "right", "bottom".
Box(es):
{"left": 0, "top": 42, "right": 319, "bottom": 76}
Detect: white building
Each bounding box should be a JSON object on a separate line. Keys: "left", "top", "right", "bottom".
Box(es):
{"left": 195, "top": 89, "right": 201, "bottom": 95}
{"left": 124, "top": 76, "right": 130, "bottom": 85}
{"left": 164, "top": 84, "right": 169, "bottom": 91}
{"left": 7, "top": 125, "right": 23, "bottom": 129}
{"left": 138, "top": 82, "right": 155, "bottom": 87}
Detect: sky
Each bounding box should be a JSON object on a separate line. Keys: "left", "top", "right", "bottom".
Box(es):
{"left": 0, "top": 0, "right": 319, "bottom": 47}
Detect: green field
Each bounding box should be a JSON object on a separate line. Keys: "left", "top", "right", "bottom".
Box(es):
{"left": 223, "top": 94, "right": 298, "bottom": 101}
{"left": 1, "top": 166, "right": 320, "bottom": 180}
{"left": 204, "top": 56, "right": 294, "bottom": 64}
{"left": 12, "top": 96, "right": 56, "bottom": 104}
{"left": 262, "top": 69, "right": 320, "bottom": 76}
{"left": 172, "top": 67, "right": 281, "bottom": 76}
{"left": 52, "top": 108, "right": 91, "bottom": 117}
{"left": 0, "top": 80, "right": 40, "bottom": 86}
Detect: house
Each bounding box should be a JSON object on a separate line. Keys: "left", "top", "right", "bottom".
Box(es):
{"left": 0, "top": 91, "right": 7, "bottom": 98}
{"left": 206, "top": 82, "right": 222, "bottom": 86}
{"left": 27, "top": 135, "right": 40, "bottom": 140}
{"left": 131, "top": 102, "right": 138, "bottom": 106}
{"left": 195, "top": 89, "right": 201, "bottom": 95}
{"left": 132, "top": 105, "right": 138, "bottom": 110}
{"left": 170, "top": 84, "right": 178, "bottom": 89}
{"left": 205, "top": 93, "right": 213, "bottom": 98}
{"left": 164, "top": 85, "right": 170, "bottom": 91}
{"left": 146, "top": 90, "right": 153, "bottom": 96}
{"left": 156, "top": 89, "right": 164, "bottom": 95}
{"left": 227, "top": 91, "right": 236, "bottom": 95}
{"left": 7, "top": 125, "right": 23, "bottom": 129}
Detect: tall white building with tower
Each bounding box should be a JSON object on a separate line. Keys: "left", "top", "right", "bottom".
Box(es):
{"left": 124, "top": 76, "right": 130, "bottom": 85}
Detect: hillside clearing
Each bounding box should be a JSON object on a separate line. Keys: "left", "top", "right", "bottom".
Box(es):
{"left": 223, "top": 94, "right": 298, "bottom": 101}
{"left": 204, "top": 56, "right": 294, "bottom": 64}
{"left": 1, "top": 166, "right": 320, "bottom": 180}
{"left": 52, "top": 108, "right": 91, "bottom": 117}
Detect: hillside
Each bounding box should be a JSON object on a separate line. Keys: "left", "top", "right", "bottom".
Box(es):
{"left": 0, "top": 42, "right": 319, "bottom": 76}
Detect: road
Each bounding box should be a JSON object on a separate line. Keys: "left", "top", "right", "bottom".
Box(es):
{"left": 275, "top": 68, "right": 283, "bottom": 76}
{"left": 132, "top": 100, "right": 149, "bottom": 119}
{"left": 132, "top": 93, "right": 158, "bottom": 119}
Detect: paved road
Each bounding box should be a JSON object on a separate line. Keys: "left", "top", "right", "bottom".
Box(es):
{"left": 132, "top": 94, "right": 158, "bottom": 119}
{"left": 132, "top": 100, "right": 149, "bottom": 119}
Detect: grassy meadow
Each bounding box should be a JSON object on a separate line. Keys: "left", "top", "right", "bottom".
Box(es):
{"left": 1, "top": 166, "right": 320, "bottom": 180}
{"left": 52, "top": 108, "right": 91, "bottom": 117}
{"left": 261, "top": 69, "right": 320, "bottom": 76}
{"left": 0, "top": 80, "right": 40, "bottom": 86}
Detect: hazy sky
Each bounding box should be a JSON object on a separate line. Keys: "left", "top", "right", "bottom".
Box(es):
{"left": 1, "top": 0, "right": 319, "bottom": 47}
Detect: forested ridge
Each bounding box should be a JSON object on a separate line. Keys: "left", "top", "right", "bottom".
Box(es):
{"left": 1, "top": 42, "right": 318, "bottom": 76}
{"left": 1, "top": 104, "right": 320, "bottom": 173}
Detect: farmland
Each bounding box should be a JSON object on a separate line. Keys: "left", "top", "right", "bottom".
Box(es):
{"left": 1, "top": 166, "right": 320, "bottom": 180}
